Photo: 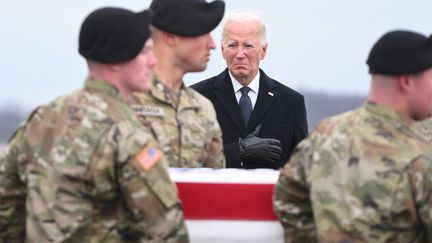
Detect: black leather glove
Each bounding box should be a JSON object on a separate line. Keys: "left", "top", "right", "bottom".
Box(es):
{"left": 239, "top": 124, "right": 282, "bottom": 166}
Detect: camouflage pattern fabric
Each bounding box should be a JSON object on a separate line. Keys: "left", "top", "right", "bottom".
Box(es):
{"left": 129, "top": 77, "right": 225, "bottom": 168}
{"left": 273, "top": 102, "right": 432, "bottom": 243}
{"left": 0, "top": 78, "right": 189, "bottom": 242}
{"left": 412, "top": 117, "right": 432, "bottom": 142}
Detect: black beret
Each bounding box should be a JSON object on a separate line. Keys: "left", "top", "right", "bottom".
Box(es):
{"left": 79, "top": 7, "right": 151, "bottom": 63}
{"left": 367, "top": 30, "right": 432, "bottom": 75}
{"left": 150, "top": 0, "right": 225, "bottom": 36}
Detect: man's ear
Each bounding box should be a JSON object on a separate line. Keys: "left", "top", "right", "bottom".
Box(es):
{"left": 397, "top": 74, "right": 413, "bottom": 93}
{"left": 260, "top": 43, "right": 268, "bottom": 60}
{"left": 162, "top": 31, "right": 175, "bottom": 46}
{"left": 221, "top": 44, "right": 227, "bottom": 60}
{"left": 106, "top": 63, "right": 119, "bottom": 71}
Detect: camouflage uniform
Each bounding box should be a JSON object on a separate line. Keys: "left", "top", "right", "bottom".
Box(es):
{"left": 0, "top": 78, "right": 189, "bottom": 242}
{"left": 129, "top": 77, "right": 225, "bottom": 168}
{"left": 412, "top": 117, "right": 432, "bottom": 142}
{"left": 273, "top": 102, "right": 432, "bottom": 243}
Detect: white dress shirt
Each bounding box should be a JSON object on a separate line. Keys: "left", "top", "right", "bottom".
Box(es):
{"left": 229, "top": 71, "right": 260, "bottom": 109}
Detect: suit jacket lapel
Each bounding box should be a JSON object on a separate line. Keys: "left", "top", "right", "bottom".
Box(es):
{"left": 247, "top": 70, "right": 277, "bottom": 133}
{"left": 214, "top": 69, "right": 246, "bottom": 132}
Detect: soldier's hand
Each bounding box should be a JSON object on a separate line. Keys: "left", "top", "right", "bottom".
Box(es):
{"left": 239, "top": 125, "right": 282, "bottom": 166}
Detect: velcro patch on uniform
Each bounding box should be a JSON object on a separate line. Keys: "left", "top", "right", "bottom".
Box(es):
{"left": 135, "top": 144, "right": 162, "bottom": 171}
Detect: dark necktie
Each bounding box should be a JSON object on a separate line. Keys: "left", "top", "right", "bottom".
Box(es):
{"left": 239, "top": 86, "right": 252, "bottom": 124}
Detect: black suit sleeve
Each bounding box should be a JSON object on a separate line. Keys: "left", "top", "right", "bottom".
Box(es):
{"left": 289, "top": 95, "right": 308, "bottom": 162}
{"left": 223, "top": 141, "right": 242, "bottom": 168}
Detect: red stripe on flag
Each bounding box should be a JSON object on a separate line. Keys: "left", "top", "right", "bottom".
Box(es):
{"left": 176, "top": 182, "right": 277, "bottom": 220}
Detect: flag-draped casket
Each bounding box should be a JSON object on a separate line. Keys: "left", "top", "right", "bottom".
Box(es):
{"left": 169, "top": 168, "right": 284, "bottom": 243}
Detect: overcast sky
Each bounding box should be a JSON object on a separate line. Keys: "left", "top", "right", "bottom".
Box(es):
{"left": 2, "top": 0, "right": 432, "bottom": 111}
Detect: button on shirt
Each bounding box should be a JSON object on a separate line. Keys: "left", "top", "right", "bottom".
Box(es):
{"left": 229, "top": 72, "right": 260, "bottom": 109}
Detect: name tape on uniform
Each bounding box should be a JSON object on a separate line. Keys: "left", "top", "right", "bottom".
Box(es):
{"left": 132, "top": 105, "right": 165, "bottom": 117}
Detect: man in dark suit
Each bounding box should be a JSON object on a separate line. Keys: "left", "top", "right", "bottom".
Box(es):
{"left": 192, "top": 11, "right": 308, "bottom": 169}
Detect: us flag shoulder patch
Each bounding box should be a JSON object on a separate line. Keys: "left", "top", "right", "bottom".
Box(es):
{"left": 135, "top": 144, "right": 162, "bottom": 171}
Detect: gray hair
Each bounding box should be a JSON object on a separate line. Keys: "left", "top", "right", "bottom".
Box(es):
{"left": 221, "top": 11, "right": 267, "bottom": 46}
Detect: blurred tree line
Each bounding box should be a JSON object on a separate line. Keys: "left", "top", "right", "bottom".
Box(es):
{"left": 303, "top": 91, "right": 365, "bottom": 131}
{"left": 0, "top": 104, "right": 27, "bottom": 145}
{"left": 0, "top": 91, "right": 365, "bottom": 145}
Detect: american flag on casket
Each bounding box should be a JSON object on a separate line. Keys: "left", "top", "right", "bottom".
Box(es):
{"left": 169, "top": 168, "right": 284, "bottom": 243}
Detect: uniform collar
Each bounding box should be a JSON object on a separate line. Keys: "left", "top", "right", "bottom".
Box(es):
{"left": 150, "top": 75, "right": 180, "bottom": 107}
{"left": 364, "top": 101, "right": 414, "bottom": 126}
{"left": 84, "top": 76, "right": 122, "bottom": 99}
{"left": 148, "top": 74, "right": 199, "bottom": 110}
{"left": 412, "top": 117, "right": 432, "bottom": 141}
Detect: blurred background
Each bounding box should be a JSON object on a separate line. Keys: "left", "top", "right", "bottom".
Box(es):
{"left": 2, "top": 0, "right": 431, "bottom": 146}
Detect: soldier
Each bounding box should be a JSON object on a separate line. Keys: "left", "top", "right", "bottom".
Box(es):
{"left": 129, "top": 0, "right": 226, "bottom": 168}
{"left": 0, "top": 7, "right": 188, "bottom": 242}
{"left": 273, "top": 30, "right": 432, "bottom": 242}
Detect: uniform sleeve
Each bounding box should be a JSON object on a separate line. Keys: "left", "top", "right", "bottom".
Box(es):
{"left": 0, "top": 131, "right": 26, "bottom": 242}
{"left": 203, "top": 104, "right": 225, "bottom": 168}
{"left": 273, "top": 138, "right": 316, "bottom": 243}
{"left": 408, "top": 154, "right": 432, "bottom": 242}
{"left": 103, "top": 123, "right": 189, "bottom": 242}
